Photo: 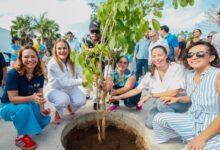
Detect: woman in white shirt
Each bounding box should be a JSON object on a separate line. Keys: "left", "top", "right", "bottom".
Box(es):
{"left": 109, "top": 45, "right": 191, "bottom": 128}
{"left": 45, "top": 39, "right": 87, "bottom": 124}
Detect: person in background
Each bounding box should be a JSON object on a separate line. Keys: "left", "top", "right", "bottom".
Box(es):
{"left": 186, "top": 29, "right": 202, "bottom": 48}
{"left": 0, "top": 52, "right": 7, "bottom": 86}
{"left": 0, "top": 46, "right": 51, "bottom": 150}
{"left": 207, "top": 31, "right": 217, "bottom": 43}
{"left": 159, "top": 25, "right": 180, "bottom": 61}
{"left": 211, "top": 11, "right": 220, "bottom": 55}
{"left": 38, "top": 38, "right": 47, "bottom": 60}
{"left": 153, "top": 41, "right": 220, "bottom": 150}
{"left": 177, "top": 35, "right": 187, "bottom": 61}
{"left": 82, "top": 20, "right": 102, "bottom": 108}
{"left": 133, "top": 30, "right": 151, "bottom": 81}
{"left": 66, "top": 32, "right": 81, "bottom": 52}
{"left": 10, "top": 37, "right": 21, "bottom": 68}
{"left": 33, "top": 35, "right": 39, "bottom": 51}
{"left": 148, "top": 30, "right": 169, "bottom": 66}
{"left": 45, "top": 39, "right": 87, "bottom": 124}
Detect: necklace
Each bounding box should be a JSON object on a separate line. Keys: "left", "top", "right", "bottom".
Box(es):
{"left": 26, "top": 74, "right": 33, "bottom": 80}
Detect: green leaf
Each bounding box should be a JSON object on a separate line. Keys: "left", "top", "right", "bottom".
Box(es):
{"left": 70, "top": 50, "right": 76, "bottom": 63}
{"left": 78, "top": 54, "right": 85, "bottom": 67}
{"left": 153, "top": 11, "right": 162, "bottom": 18}
{"left": 152, "top": 19, "right": 160, "bottom": 31}
{"left": 188, "top": 0, "right": 194, "bottom": 6}
{"left": 172, "top": 0, "right": 178, "bottom": 9}
{"left": 119, "top": 1, "right": 126, "bottom": 12}
{"left": 180, "top": 0, "right": 188, "bottom": 7}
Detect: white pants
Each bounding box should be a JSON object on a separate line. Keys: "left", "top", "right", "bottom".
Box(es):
{"left": 45, "top": 86, "right": 86, "bottom": 115}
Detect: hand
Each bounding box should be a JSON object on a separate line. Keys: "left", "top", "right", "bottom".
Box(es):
{"left": 137, "top": 99, "right": 145, "bottom": 107}
{"left": 187, "top": 136, "right": 206, "bottom": 150}
{"left": 109, "top": 96, "right": 121, "bottom": 102}
{"left": 160, "top": 96, "right": 179, "bottom": 105}
{"left": 33, "top": 93, "right": 46, "bottom": 104}
{"left": 111, "top": 89, "right": 117, "bottom": 95}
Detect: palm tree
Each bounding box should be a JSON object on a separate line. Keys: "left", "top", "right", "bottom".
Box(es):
{"left": 34, "top": 12, "right": 60, "bottom": 48}
{"left": 11, "top": 15, "right": 34, "bottom": 45}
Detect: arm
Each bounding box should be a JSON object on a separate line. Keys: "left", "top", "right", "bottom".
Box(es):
{"left": 109, "top": 87, "right": 142, "bottom": 102}
{"left": 174, "top": 46, "right": 180, "bottom": 60}
{"left": 112, "top": 76, "right": 136, "bottom": 95}
{"left": 187, "top": 74, "right": 220, "bottom": 150}
{"left": 48, "top": 61, "right": 83, "bottom": 88}
{"left": 151, "top": 89, "right": 180, "bottom": 98}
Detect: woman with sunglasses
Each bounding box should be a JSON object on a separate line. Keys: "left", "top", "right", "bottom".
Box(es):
{"left": 109, "top": 46, "right": 190, "bottom": 128}
{"left": 107, "top": 56, "right": 141, "bottom": 111}
{"left": 153, "top": 41, "right": 220, "bottom": 150}
{"left": 45, "top": 39, "right": 87, "bottom": 124}
{"left": 0, "top": 46, "right": 51, "bottom": 150}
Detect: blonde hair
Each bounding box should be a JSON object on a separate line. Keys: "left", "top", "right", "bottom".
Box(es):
{"left": 53, "top": 39, "right": 75, "bottom": 76}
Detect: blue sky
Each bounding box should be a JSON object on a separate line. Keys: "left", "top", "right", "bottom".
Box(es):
{"left": 0, "top": 0, "right": 219, "bottom": 40}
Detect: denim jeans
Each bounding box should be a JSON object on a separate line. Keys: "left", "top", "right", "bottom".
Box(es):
{"left": 112, "top": 85, "right": 141, "bottom": 107}
{"left": 135, "top": 59, "right": 148, "bottom": 81}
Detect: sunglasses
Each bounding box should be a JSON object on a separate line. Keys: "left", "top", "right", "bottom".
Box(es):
{"left": 185, "top": 51, "right": 209, "bottom": 59}
{"left": 118, "top": 61, "right": 128, "bottom": 65}
{"left": 91, "top": 30, "right": 100, "bottom": 34}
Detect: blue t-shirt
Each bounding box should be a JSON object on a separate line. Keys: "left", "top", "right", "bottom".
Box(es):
{"left": 165, "top": 33, "right": 179, "bottom": 60}
{"left": 10, "top": 44, "right": 21, "bottom": 61}
{"left": 114, "top": 69, "right": 138, "bottom": 88}
{"left": 1, "top": 69, "right": 44, "bottom": 103}
{"left": 39, "top": 44, "right": 46, "bottom": 59}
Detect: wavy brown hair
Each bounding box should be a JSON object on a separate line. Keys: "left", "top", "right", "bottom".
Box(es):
{"left": 14, "top": 46, "right": 44, "bottom": 76}
{"left": 182, "top": 41, "right": 220, "bottom": 70}
{"left": 53, "top": 39, "right": 75, "bottom": 76}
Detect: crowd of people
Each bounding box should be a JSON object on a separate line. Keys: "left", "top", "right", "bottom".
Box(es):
{"left": 0, "top": 11, "right": 219, "bottom": 150}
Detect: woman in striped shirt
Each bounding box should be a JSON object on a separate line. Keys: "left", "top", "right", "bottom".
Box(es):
{"left": 153, "top": 41, "right": 220, "bottom": 150}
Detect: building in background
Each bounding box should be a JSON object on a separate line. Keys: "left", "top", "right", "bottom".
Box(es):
{"left": 0, "top": 27, "right": 11, "bottom": 52}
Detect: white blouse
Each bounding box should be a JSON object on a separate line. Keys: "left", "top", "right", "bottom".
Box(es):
{"left": 137, "top": 62, "right": 186, "bottom": 93}
{"left": 46, "top": 58, "right": 83, "bottom": 91}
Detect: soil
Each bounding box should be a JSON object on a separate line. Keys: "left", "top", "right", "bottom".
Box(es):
{"left": 63, "top": 121, "right": 146, "bottom": 150}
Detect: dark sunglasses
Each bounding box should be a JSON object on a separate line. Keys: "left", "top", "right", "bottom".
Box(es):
{"left": 118, "top": 61, "right": 128, "bottom": 65}
{"left": 185, "top": 51, "right": 209, "bottom": 59}
{"left": 91, "top": 30, "right": 100, "bottom": 34}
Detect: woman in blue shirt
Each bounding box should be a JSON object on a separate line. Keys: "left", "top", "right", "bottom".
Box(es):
{"left": 0, "top": 46, "right": 51, "bottom": 150}
{"left": 107, "top": 56, "right": 141, "bottom": 111}
{"left": 10, "top": 37, "right": 21, "bottom": 67}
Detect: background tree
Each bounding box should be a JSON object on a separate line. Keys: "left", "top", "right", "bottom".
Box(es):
{"left": 88, "top": 2, "right": 99, "bottom": 21}
{"left": 11, "top": 15, "right": 35, "bottom": 45}
{"left": 11, "top": 13, "right": 60, "bottom": 47}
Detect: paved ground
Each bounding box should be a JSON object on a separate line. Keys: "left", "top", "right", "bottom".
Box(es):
{"left": 0, "top": 85, "right": 185, "bottom": 150}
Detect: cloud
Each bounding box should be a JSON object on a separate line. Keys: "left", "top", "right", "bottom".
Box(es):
{"left": 0, "top": 0, "right": 92, "bottom": 36}
{"left": 159, "top": 1, "right": 205, "bottom": 31}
